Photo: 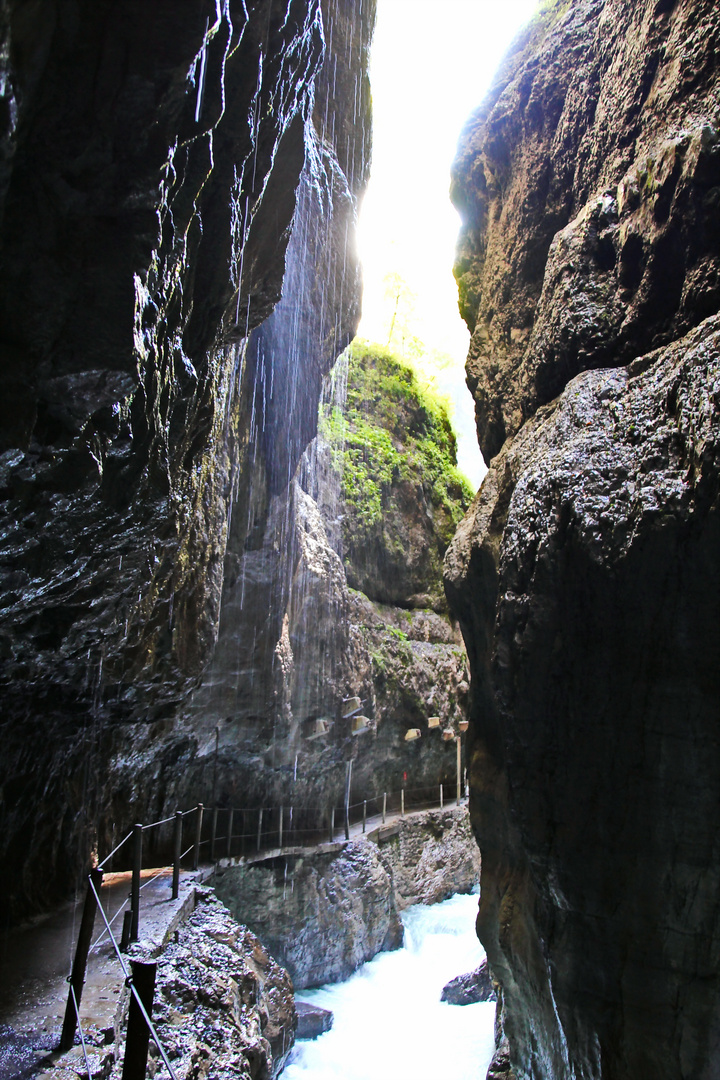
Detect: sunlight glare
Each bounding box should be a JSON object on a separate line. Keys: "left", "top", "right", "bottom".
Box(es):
{"left": 357, "top": 0, "right": 539, "bottom": 487}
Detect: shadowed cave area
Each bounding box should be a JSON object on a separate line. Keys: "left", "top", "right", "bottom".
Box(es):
{"left": 0, "top": 1, "right": 719, "bottom": 1079}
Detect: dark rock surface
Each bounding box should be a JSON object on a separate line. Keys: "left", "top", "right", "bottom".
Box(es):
{"left": 441, "top": 959, "right": 496, "bottom": 1005}
{"left": 116, "top": 888, "right": 296, "bottom": 1080}
{"left": 215, "top": 806, "right": 479, "bottom": 989}
{"left": 295, "top": 1001, "right": 334, "bottom": 1039}
{"left": 453, "top": 0, "right": 720, "bottom": 463}
{"left": 447, "top": 1, "right": 720, "bottom": 1078}
{"left": 0, "top": 0, "right": 375, "bottom": 921}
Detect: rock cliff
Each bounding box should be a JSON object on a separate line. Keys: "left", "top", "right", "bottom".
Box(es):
{"left": 107, "top": 340, "right": 474, "bottom": 859}
{"left": 446, "top": 1, "right": 720, "bottom": 1078}
{"left": 0, "top": 0, "right": 375, "bottom": 920}
{"left": 214, "top": 805, "right": 480, "bottom": 988}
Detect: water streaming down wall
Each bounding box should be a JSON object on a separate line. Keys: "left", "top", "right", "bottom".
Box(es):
{"left": 0, "top": 0, "right": 375, "bottom": 920}
{"left": 149, "top": 0, "right": 376, "bottom": 829}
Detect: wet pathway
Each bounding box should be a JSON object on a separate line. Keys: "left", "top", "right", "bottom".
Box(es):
{"left": 0, "top": 867, "right": 208, "bottom": 1078}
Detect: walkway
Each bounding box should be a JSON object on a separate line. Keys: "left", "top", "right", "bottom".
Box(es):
{"left": 0, "top": 797, "right": 467, "bottom": 1079}
{"left": 0, "top": 867, "right": 209, "bottom": 1079}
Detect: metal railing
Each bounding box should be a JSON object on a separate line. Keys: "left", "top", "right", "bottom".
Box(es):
{"left": 61, "top": 779, "right": 468, "bottom": 1076}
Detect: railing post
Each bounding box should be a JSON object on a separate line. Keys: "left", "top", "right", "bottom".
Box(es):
{"left": 227, "top": 808, "right": 234, "bottom": 859}
{"left": 440, "top": 783, "right": 443, "bottom": 810}
{"left": 279, "top": 805, "right": 283, "bottom": 850}
{"left": 344, "top": 760, "right": 352, "bottom": 841}
{"left": 401, "top": 788, "right": 405, "bottom": 817}
{"left": 121, "top": 960, "right": 157, "bottom": 1080}
{"left": 120, "top": 910, "right": 132, "bottom": 952}
{"left": 362, "top": 800, "right": 367, "bottom": 833}
{"left": 210, "top": 806, "right": 218, "bottom": 862}
{"left": 60, "top": 866, "right": 103, "bottom": 1051}
{"left": 192, "top": 803, "right": 203, "bottom": 872}
{"left": 382, "top": 792, "right": 386, "bottom": 824}
{"left": 130, "top": 824, "right": 143, "bottom": 942}
{"left": 329, "top": 807, "right": 335, "bottom": 842}
{"left": 171, "top": 811, "right": 182, "bottom": 900}
{"left": 456, "top": 738, "right": 462, "bottom": 804}
{"left": 257, "top": 807, "right": 263, "bottom": 852}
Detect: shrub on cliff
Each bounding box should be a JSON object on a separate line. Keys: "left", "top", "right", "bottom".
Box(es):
{"left": 318, "top": 339, "right": 473, "bottom": 609}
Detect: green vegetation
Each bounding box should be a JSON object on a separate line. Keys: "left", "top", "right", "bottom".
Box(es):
{"left": 318, "top": 339, "right": 473, "bottom": 552}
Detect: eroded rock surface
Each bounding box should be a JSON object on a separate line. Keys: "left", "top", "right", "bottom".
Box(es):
{"left": 374, "top": 805, "right": 480, "bottom": 911}
{"left": 215, "top": 806, "right": 480, "bottom": 988}
{"left": 441, "top": 959, "right": 496, "bottom": 1006}
{"left": 453, "top": 0, "right": 720, "bottom": 463}
{"left": 447, "top": 1, "right": 720, "bottom": 1078}
{"left": 215, "top": 839, "right": 404, "bottom": 990}
{"left": 0, "top": 0, "right": 375, "bottom": 920}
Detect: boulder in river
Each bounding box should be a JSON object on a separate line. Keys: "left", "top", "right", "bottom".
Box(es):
{"left": 296, "top": 1001, "right": 334, "bottom": 1039}
{"left": 441, "top": 959, "right": 496, "bottom": 1005}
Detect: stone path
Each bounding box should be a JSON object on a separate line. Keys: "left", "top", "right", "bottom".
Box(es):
{"left": 0, "top": 867, "right": 210, "bottom": 1079}
{"left": 0, "top": 798, "right": 467, "bottom": 1078}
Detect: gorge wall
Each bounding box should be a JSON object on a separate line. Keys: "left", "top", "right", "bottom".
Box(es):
{"left": 132, "top": 340, "right": 473, "bottom": 857}
{"left": 445, "top": 1, "right": 720, "bottom": 1078}
{"left": 0, "top": 0, "right": 375, "bottom": 921}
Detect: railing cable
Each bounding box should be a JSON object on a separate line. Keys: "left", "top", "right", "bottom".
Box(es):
{"left": 87, "top": 875, "right": 178, "bottom": 1080}
{"left": 68, "top": 982, "right": 92, "bottom": 1078}
{"left": 98, "top": 830, "right": 134, "bottom": 870}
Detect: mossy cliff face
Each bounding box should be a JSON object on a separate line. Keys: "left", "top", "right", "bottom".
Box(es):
{"left": 0, "top": 0, "right": 374, "bottom": 920}
{"left": 317, "top": 341, "right": 473, "bottom": 610}
{"left": 446, "top": 1, "right": 720, "bottom": 1078}
{"left": 134, "top": 342, "right": 473, "bottom": 839}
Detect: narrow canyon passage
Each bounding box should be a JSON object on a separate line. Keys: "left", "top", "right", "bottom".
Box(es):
{"left": 0, "top": 0, "right": 719, "bottom": 1079}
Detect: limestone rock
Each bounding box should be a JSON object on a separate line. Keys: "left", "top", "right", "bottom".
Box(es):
{"left": 115, "top": 889, "right": 296, "bottom": 1080}
{"left": 374, "top": 806, "right": 481, "bottom": 910}
{"left": 441, "top": 959, "right": 496, "bottom": 1006}
{"left": 215, "top": 807, "right": 480, "bottom": 990}
{"left": 448, "top": 1, "right": 720, "bottom": 1077}
{"left": 452, "top": 0, "right": 720, "bottom": 462}
{"left": 295, "top": 1002, "right": 334, "bottom": 1039}
{"left": 0, "top": 0, "right": 375, "bottom": 921}
{"left": 214, "top": 840, "right": 403, "bottom": 990}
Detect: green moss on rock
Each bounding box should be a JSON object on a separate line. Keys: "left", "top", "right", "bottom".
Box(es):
{"left": 318, "top": 339, "right": 473, "bottom": 609}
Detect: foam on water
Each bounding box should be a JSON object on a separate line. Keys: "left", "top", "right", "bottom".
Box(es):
{"left": 284, "top": 892, "right": 496, "bottom": 1080}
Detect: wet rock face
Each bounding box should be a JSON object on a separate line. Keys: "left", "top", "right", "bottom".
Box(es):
{"left": 375, "top": 805, "right": 480, "bottom": 911}
{"left": 119, "top": 889, "right": 296, "bottom": 1080}
{"left": 127, "top": 343, "right": 471, "bottom": 844}
{"left": 447, "top": 1, "right": 720, "bottom": 1078}
{"left": 453, "top": 0, "right": 720, "bottom": 462}
{"left": 441, "top": 959, "right": 496, "bottom": 1006}
{"left": 0, "top": 0, "right": 374, "bottom": 920}
{"left": 215, "top": 839, "right": 404, "bottom": 990}
{"left": 214, "top": 807, "right": 480, "bottom": 989}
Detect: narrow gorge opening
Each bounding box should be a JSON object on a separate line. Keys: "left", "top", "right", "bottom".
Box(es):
{"left": 1, "top": 1, "right": 719, "bottom": 1080}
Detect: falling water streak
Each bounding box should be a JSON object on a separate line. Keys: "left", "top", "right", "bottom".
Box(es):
{"left": 194, "top": 19, "right": 210, "bottom": 123}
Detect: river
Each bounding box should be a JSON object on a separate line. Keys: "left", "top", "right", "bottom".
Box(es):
{"left": 284, "top": 891, "right": 496, "bottom": 1080}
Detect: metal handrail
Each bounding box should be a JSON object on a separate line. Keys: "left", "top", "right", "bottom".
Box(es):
{"left": 88, "top": 875, "right": 177, "bottom": 1080}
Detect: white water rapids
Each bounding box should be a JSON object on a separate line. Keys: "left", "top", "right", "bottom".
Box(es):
{"left": 284, "top": 892, "right": 496, "bottom": 1080}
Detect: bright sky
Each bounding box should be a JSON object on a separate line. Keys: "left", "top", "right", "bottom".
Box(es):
{"left": 357, "top": 0, "right": 538, "bottom": 487}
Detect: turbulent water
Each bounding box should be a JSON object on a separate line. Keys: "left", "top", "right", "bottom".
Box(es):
{"left": 284, "top": 892, "right": 496, "bottom": 1080}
